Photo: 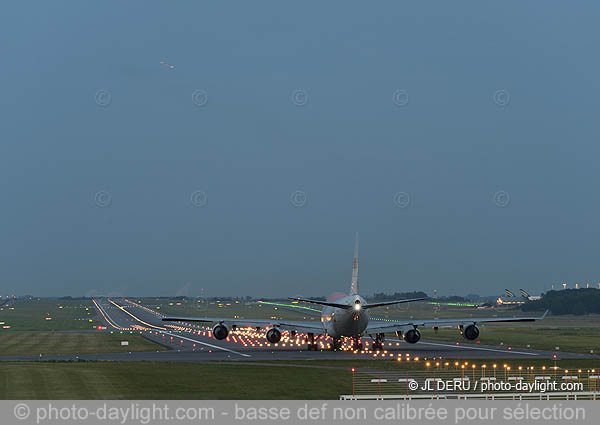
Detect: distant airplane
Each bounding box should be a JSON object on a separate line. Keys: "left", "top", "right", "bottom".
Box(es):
{"left": 163, "top": 234, "right": 547, "bottom": 351}
{"left": 519, "top": 288, "right": 542, "bottom": 301}
{"left": 159, "top": 60, "right": 175, "bottom": 69}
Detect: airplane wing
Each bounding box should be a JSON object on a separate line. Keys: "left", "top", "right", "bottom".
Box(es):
{"left": 365, "top": 310, "right": 549, "bottom": 333}
{"left": 162, "top": 316, "right": 326, "bottom": 334}
{"left": 287, "top": 298, "right": 352, "bottom": 309}
{"left": 286, "top": 297, "right": 428, "bottom": 310}
{"left": 363, "top": 297, "right": 428, "bottom": 309}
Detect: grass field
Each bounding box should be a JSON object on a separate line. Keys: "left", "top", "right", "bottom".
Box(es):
{"left": 1, "top": 358, "right": 598, "bottom": 399}
{"left": 0, "top": 299, "right": 99, "bottom": 331}
{"left": 269, "top": 358, "right": 600, "bottom": 371}
{"left": 0, "top": 362, "right": 351, "bottom": 399}
{"left": 0, "top": 332, "right": 166, "bottom": 356}
{"left": 420, "top": 326, "right": 600, "bottom": 354}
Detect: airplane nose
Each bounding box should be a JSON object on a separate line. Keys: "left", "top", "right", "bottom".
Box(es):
{"left": 354, "top": 300, "right": 361, "bottom": 311}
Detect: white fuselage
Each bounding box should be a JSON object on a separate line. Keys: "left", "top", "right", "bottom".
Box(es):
{"left": 321, "top": 295, "right": 370, "bottom": 339}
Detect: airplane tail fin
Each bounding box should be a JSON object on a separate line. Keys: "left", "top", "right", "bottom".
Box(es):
{"left": 349, "top": 232, "right": 359, "bottom": 295}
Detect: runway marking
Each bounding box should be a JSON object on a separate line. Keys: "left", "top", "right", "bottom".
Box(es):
{"left": 416, "top": 341, "right": 540, "bottom": 356}
{"left": 107, "top": 299, "right": 166, "bottom": 330}
{"left": 93, "top": 299, "right": 127, "bottom": 330}
{"left": 162, "top": 331, "right": 251, "bottom": 358}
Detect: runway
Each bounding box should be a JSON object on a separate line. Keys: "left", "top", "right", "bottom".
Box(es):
{"left": 2, "top": 298, "right": 594, "bottom": 363}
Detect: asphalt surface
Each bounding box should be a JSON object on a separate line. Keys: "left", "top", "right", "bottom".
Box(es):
{"left": 1, "top": 298, "right": 594, "bottom": 362}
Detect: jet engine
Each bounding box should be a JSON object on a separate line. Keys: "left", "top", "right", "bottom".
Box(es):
{"left": 462, "top": 324, "right": 479, "bottom": 341}
{"left": 266, "top": 328, "right": 282, "bottom": 344}
{"left": 404, "top": 328, "right": 421, "bottom": 344}
{"left": 212, "top": 323, "right": 229, "bottom": 340}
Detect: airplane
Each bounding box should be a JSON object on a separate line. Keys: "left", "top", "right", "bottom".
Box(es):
{"left": 519, "top": 288, "right": 542, "bottom": 301}
{"left": 162, "top": 234, "right": 548, "bottom": 351}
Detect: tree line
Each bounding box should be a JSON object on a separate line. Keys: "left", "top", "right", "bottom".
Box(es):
{"left": 522, "top": 288, "right": 600, "bottom": 315}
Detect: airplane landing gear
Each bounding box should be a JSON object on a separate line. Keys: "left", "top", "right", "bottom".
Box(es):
{"left": 306, "top": 333, "right": 318, "bottom": 351}
{"left": 331, "top": 338, "right": 342, "bottom": 351}
{"left": 352, "top": 336, "right": 363, "bottom": 351}
{"left": 371, "top": 333, "right": 384, "bottom": 350}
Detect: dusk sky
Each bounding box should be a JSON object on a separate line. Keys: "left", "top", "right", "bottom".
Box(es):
{"left": 1, "top": 2, "right": 599, "bottom": 298}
